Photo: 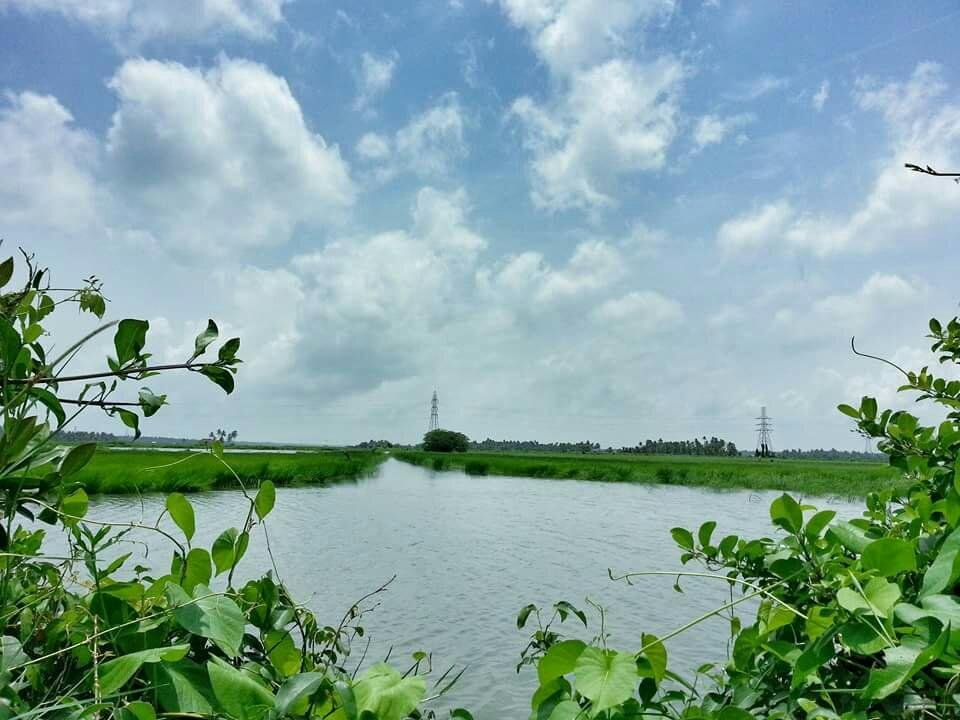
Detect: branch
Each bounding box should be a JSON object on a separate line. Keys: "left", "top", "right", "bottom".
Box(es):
{"left": 57, "top": 399, "right": 142, "bottom": 407}
{"left": 905, "top": 163, "right": 960, "bottom": 178}
{"left": 850, "top": 336, "right": 909, "bottom": 379}
{"left": 10, "top": 362, "right": 213, "bottom": 385}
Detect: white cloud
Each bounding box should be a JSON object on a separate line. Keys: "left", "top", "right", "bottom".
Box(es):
{"left": 362, "top": 94, "right": 467, "bottom": 181}
{"left": 356, "top": 132, "right": 391, "bottom": 160}
{"left": 496, "top": 0, "right": 674, "bottom": 76}
{"left": 728, "top": 74, "right": 789, "bottom": 102}
{"left": 592, "top": 290, "right": 683, "bottom": 333}
{"left": 716, "top": 200, "right": 794, "bottom": 254}
{"left": 812, "top": 273, "right": 919, "bottom": 323}
{"left": 0, "top": 0, "right": 289, "bottom": 46}
{"left": 354, "top": 52, "right": 397, "bottom": 110}
{"left": 511, "top": 57, "right": 685, "bottom": 211}
{"left": 812, "top": 80, "right": 830, "bottom": 111}
{"left": 692, "top": 112, "right": 754, "bottom": 151}
{"left": 720, "top": 63, "right": 960, "bottom": 257}
{"left": 708, "top": 304, "right": 746, "bottom": 328}
{"left": 105, "top": 57, "right": 354, "bottom": 252}
{"left": 0, "top": 92, "right": 99, "bottom": 233}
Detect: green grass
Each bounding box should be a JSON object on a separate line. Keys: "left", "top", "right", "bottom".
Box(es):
{"left": 392, "top": 450, "right": 906, "bottom": 496}
{"left": 71, "top": 448, "right": 387, "bottom": 494}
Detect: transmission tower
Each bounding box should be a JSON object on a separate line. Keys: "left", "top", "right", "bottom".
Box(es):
{"left": 755, "top": 406, "right": 773, "bottom": 458}
{"left": 428, "top": 391, "right": 439, "bottom": 432}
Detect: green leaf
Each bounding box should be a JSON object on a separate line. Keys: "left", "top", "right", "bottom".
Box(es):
{"left": 115, "top": 408, "right": 141, "bottom": 439}
{"left": 770, "top": 494, "right": 803, "bottom": 534}
{"left": 827, "top": 521, "right": 871, "bottom": 554}
{"left": 862, "top": 538, "right": 917, "bottom": 577}
{"left": 860, "top": 396, "right": 878, "bottom": 421}
{"left": 208, "top": 657, "right": 275, "bottom": 720}
{"left": 182, "top": 549, "right": 212, "bottom": 594}
{"left": 805, "top": 606, "right": 835, "bottom": 641}
{"left": 275, "top": 673, "right": 324, "bottom": 716}
{"left": 192, "top": 320, "right": 219, "bottom": 360}
{"left": 837, "top": 577, "right": 900, "bottom": 617}
{"left": 697, "top": 521, "right": 717, "bottom": 547}
{"left": 138, "top": 388, "right": 166, "bottom": 417}
{"left": 118, "top": 701, "right": 155, "bottom": 720}
{"left": 920, "top": 527, "right": 960, "bottom": 598}
{"left": 537, "top": 640, "right": 586, "bottom": 685}
{"left": 200, "top": 365, "right": 235, "bottom": 394}
{"left": 640, "top": 634, "right": 667, "bottom": 683}
{"left": 837, "top": 403, "right": 860, "bottom": 419}
{"left": 59, "top": 443, "right": 97, "bottom": 478}
{"left": 717, "top": 709, "right": 755, "bottom": 720}
{"left": 61, "top": 488, "right": 88, "bottom": 525}
{"left": 148, "top": 659, "right": 215, "bottom": 714}
{"left": 670, "top": 527, "right": 694, "bottom": 550}
{"left": 219, "top": 337, "right": 241, "bottom": 362}
{"left": 255, "top": 480, "right": 276, "bottom": 521}
{"left": 114, "top": 319, "right": 149, "bottom": 366}
{"left": 265, "top": 629, "right": 301, "bottom": 677}
{"left": 29, "top": 387, "right": 65, "bottom": 427}
{"left": 353, "top": 663, "right": 427, "bottom": 720}
{"left": 212, "top": 528, "right": 239, "bottom": 576}
{"left": 804, "top": 510, "right": 836, "bottom": 540}
{"left": 0, "top": 317, "right": 22, "bottom": 370}
{"left": 572, "top": 647, "right": 637, "bottom": 715}
{"left": 863, "top": 630, "right": 949, "bottom": 700}
{"left": 541, "top": 700, "right": 581, "bottom": 720}
{"left": 167, "top": 583, "right": 245, "bottom": 657}
{"left": 517, "top": 604, "right": 537, "bottom": 629}
{"left": 99, "top": 645, "right": 190, "bottom": 697}
{"left": 0, "top": 257, "right": 14, "bottom": 289}
{"left": 166, "top": 493, "right": 195, "bottom": 541}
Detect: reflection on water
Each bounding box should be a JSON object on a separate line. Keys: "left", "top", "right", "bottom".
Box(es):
{"left": 57, "top": 459, "right": 862, "bottom": 719}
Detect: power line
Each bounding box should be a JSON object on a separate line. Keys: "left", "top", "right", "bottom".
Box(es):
{"left": 428, "top": 390, "right": 439, "bottom": 432}
{"left": 756, "top": 406, "right": 773, "bottom": 458}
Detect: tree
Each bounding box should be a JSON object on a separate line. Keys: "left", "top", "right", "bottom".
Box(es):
{"left": 423, "top": 428, "right": 469, "bottom": 452}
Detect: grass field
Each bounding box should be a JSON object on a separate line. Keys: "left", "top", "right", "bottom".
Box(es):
{"left": 69, "top": 448, "right": 387, "bottom": 494}
{"left": 392, "top": 450, "right": 905, "bottom": 496}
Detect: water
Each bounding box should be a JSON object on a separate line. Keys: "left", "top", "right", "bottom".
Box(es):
{"left": 59, "top": 459, "right": 862, "bottom": 718}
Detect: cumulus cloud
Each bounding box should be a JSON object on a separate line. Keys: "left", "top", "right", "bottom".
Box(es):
{"left": 727, "top": 74, "right": 789, "bottom": 102}
{"left": 354, "top": 52, "right": 397, "bottom": 111}
{"left": 105, "top": 57, "right": 354, "bottom": 252}
{"left": 592, "top": 290, "right": 683, "bottom": 333}
{"left": 717, "top": 200, "right": 794, "bottom": 254}
{"left": 718, "top": 62, "right": 960, "bottom": 257}
{"left": 496, "top": 0, "right": 674, "bottom": 76}
{"left": 0, "top": 0, "right": 289, "bottom": 47}
{"left": 0, "top": 92, "right": 99, "bottom": 233}
{"left": 511, "top": 57, "right": 685, "bottom": 211}
{"left": 359, "top": 94, "right": 467, "bottom": 181}
{"left": 692, "top": 112, "right": 754, "bottom": 151}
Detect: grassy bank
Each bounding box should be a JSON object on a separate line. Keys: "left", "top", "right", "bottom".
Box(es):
{"left": 392, "top": 450, "right": 905, "bottom": 496}
{"left": 71, "top": 448, "right": 387, "bottom": 494}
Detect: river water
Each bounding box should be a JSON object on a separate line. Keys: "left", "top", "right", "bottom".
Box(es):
{"left": 71, "top": 458, "right": 862, "bottom": 718}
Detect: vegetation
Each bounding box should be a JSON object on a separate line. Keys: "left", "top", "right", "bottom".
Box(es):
{"left": 513, "top": 311, "right": 960, "bottom": 718}
{"left": 620, "top": 437, "right": 739, "bottom": 456}
{"left": 422, "top": 429, "right": 470, "bottom": 453}
{"left": 68, "top": 448, "right": 385, "bottom": 494}
{"left": 0, "top": 251, "right": 462, "bottom": 719}
{"left": 394, "top": 449, "right": 902, "bottom": 496}
{"left": 779, "top": 448, "right": 886, "bottom": 462}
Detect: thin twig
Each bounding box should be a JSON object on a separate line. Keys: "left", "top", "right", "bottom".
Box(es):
{"left": 850, "top": 336, "right": 909, "bottom": 378}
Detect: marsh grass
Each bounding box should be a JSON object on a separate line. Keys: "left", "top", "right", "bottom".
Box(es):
{"left": 392, "top": 450, "right": 904, "bottom": 496}
{"left": 69, "top": 448, "right": 387, "bottom": 494}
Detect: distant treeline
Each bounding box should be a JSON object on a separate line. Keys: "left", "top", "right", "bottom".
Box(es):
{"left": 470, "top": 439, "right": 601, "bottom": 453}
{"left": 778, "top": 448, "right": 886, "bottom": 462}
{"left": 621, "top": 437, "right": 739, "bottom": 456}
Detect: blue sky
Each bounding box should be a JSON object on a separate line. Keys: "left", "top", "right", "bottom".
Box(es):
{"left": 2, "top": 0, "right": 960, "bottom": 448}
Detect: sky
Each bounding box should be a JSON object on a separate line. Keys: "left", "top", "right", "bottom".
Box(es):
{"left": 2, "top": 0, "right": 960, "bottom": 449}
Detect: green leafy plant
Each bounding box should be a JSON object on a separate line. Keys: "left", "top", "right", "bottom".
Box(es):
{"left": 518, "top": 313, "right": 960, "bottom": 719}
{"left": 0, "top": 250, "right": 464, "bottom": 719}
{"left": 422, "top": 430, "right": 469, "bottom": 453}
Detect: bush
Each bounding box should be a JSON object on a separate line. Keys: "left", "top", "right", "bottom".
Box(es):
{"left": 423, "top": 428, "right": 470, "bottom": 452}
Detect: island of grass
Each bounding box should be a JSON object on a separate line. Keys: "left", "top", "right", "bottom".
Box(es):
{"left": 392, "top": 449, "right": 905, "bottom": 496}
{"left": 69, "top": 448, "right": 387, "bottom": 494}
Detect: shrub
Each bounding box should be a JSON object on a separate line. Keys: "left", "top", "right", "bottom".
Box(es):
{"left": 423, "top": 428, "right": 470, "bottom": 452}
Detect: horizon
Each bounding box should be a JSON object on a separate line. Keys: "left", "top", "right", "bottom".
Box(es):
{"left": 4, "top": 1, "right": 960, "bottom": 448}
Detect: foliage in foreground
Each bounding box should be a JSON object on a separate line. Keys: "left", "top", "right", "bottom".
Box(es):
{"left": 515, "top": 315, "right": 960, "bottom": 718}
{"left": 0, "top": 252, "right": 463, "bottom": 719}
